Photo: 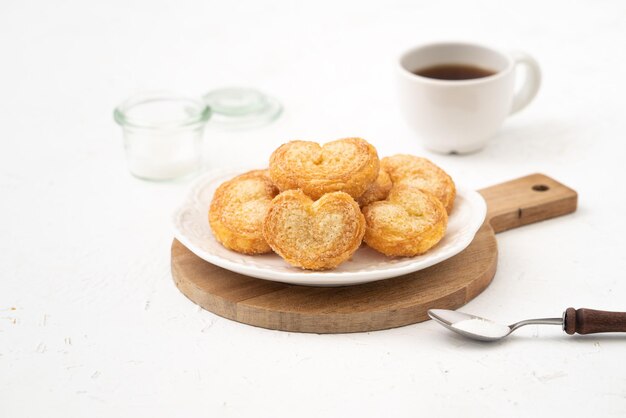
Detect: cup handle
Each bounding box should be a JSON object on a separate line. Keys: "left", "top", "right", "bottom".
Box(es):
{"left": 509, "top": 51, "right": 542, "bottom": 115}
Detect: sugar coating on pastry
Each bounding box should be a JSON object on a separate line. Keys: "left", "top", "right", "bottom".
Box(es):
{"left": 362, "top": 183, "right": 448, "bottom": 257}
{"left": 209, "top": 170, "right": 279, "bottom": 254}
{"left": 381, "top": 154, "right": 456, "bottom": 213}
{"left": 357, "top": 168, "right": 392, "bottom": 207}
{"left": 263, "top": 190, "right": 365, "bottom": 270}
{"left": 269, "top": 137, "right": 379, "bottom": 200}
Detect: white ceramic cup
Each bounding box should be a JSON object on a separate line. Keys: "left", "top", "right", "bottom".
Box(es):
{"left": 397, "top": 42, "right": 541, "bottom": 154}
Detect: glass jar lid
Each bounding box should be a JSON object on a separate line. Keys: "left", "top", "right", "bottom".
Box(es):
{"left": 202, "top": 87, "right": 282, "bottom": 130}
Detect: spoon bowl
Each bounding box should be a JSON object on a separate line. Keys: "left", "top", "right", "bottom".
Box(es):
{"left": 428, "top": 309, "right": 513, "bottom": 341}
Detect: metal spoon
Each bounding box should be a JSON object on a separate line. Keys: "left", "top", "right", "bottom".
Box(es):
{"left": 428, "top": 307, "right": 626, "bottom": 342}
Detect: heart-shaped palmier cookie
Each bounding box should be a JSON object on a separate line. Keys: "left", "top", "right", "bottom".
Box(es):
{"left": 381, "top": 154, "right": 456, "bottom": 213}
{"left": 356, "top": 168, "right": 392, "bottom": 207}
{"left": 263, "top": 190, "right": 365, "bottom": 270}
{"left": 209, "top": 169, "right": 279, "bottom": 255}
{"left": 269, "top": 137, "right": 379, "bottom": 200}
{"left": 362, "top": 183, "right": 448, "bottom": 257}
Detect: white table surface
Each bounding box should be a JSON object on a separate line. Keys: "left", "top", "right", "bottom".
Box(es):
{"left": 2, "top": 0, "right": 626, "bottom": 416}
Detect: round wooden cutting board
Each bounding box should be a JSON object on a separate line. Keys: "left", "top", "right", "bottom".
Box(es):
{"left": 171, "top": 173, "right": 577, "bottom": 333}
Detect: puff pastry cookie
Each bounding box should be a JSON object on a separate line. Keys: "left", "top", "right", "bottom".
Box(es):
{"left": 362, "top": 184, "right": 447, "bottom": 257}
{"left": 381, "top": 154, "right": 456, "bottom": 213}
{"left": 356, "top": 168, "right": 393, "bottom": 207}
{"left": 263, "top": 190, "right": 365, "bottom": 270}
{"left": 209, "top": 170, "right": 279, "bottom": 254}
{"left": 269, "top": 137, "right": 379, "bottom": 200}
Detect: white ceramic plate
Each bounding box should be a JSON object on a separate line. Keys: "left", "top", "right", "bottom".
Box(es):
{"left": 172, "top": 168, "right": 487, "bottom": 287}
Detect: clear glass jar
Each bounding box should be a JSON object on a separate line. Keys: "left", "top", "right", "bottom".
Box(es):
{"left": 114, "top": 92, "right": 211, "bottom": 181}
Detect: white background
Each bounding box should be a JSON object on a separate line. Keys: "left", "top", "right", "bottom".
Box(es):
{"left": 2, "top": 0, "right": 626, "bottom": 417}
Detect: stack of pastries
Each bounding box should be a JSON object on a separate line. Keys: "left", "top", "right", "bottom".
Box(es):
{"left": 209, "top": 138, "right": 455, "bottom": 270}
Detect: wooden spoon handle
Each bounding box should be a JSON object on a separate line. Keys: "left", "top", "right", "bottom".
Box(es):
{"left": 564, "top": 308, "right": 626, "bottom": 335}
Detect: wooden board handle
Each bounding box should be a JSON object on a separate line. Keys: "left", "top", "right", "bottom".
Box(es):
{"left": 564, "top": 308, "right": 626, "bottom": 335}
{"left": 478, "top": 173, "right": 578, "bottom": 233}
